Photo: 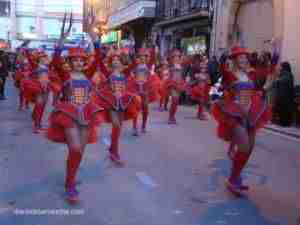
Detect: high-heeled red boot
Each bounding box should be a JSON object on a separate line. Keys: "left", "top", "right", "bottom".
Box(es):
{"left": 65, "top": 148, "right": 82, "bottom": 204}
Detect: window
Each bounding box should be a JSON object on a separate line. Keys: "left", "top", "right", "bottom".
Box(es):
{"left": 42, "top": 19, "right": 82, "bottom": 38}
{"left": 0, "top": 1, "right": 10, "bottom": 16}
{"left": 44, "top": 0, "right": 83, "bottom": 13}
{"left": 0, "top": 17, "right": 9, "bottom": 39}
{"left": 16, "top": 0, "right": 35, "bottom": 13}
{"left": 17, "top": 17, "right": 36, "bottom": 34}
{"left": 71, "top": 22, "right": 83, "bottom": 34}
{"left": 42, "top": 18, "right": 61, "bottom": 38}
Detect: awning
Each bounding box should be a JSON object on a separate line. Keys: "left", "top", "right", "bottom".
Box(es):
{"left": 108, "top": 1, "right": 156, "bottom": 29}
{"left": 154, "top": 11, "right": 209, "bottom": 28}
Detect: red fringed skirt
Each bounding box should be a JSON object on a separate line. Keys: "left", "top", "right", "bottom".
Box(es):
{"left": 92, "top": 88, "right": 141, "bottom": 123}
{"left": 21, "top": 78, "right": 43, "bottom": 103}
{"left": 191, "top": 83, "right": 211, "bottom": 104}
{"left": 47, "top": 102, "right": 104, "bottom": 143}
{"left": 127, "top": 75, "right": 160, "bottom": 103}
{"left": 211, "top": 93, "right": 271, "bottom": 142}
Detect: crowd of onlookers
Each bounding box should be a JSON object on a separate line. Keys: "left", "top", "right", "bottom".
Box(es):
{"left": 0, "top": 50, "right": 17, "bottom": 100}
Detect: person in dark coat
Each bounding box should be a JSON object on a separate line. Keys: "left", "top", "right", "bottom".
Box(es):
{"left": 207, "top": 55, "right": 219, "bottom": 85}
{"left": 0, "top": 50, "right": 10, "bottom": 100}
{"left": 273, "top": 62, "right": 295, "bottom": 126}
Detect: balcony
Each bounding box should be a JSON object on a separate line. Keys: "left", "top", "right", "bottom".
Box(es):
{"left": 108, "top": 0, "right": 156, "bottom": 29}
{"left": 156, "top": 0, "right": 213, "bottom": 21}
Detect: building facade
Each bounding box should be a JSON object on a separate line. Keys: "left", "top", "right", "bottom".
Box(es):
{"left": 0, "top": 0, "right": 11, "bottom": 41}
{"left": 1, "top": 0, "right": 84, "bottom": 49}
{"left": 211, "top": 0, "right": 300, "bottom": 84}
{"left": 106, "top": 0, "right": 157, "bottom": 49}
{"left": 83, "top": 0, "right": 121, "bottom": 45}
{"left": 154, "top": 0, "right": 214, "bottom": 57}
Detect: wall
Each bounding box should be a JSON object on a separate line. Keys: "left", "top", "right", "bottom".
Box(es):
{"left": 11, "top": 0, "right": 83, "bottom": 41}
{"left": 212, "top": 0, "right": 300, "bottom": 83}
{"left": 281, "top": 0, "right": 300, "bottom": 83}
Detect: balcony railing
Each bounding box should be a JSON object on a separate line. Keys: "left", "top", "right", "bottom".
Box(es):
{"left": 117, "top": 0, "right": 156, "bottom": 11}
{"left": 156, "top": 0, "right": 213, "bottom": 20}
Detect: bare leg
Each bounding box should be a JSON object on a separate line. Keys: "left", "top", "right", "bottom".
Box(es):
{"left": 32, "top": 95, "right": 45, "bottom": 133}
{"left": 132, "top": 115, "right": 139, "bottom": 136}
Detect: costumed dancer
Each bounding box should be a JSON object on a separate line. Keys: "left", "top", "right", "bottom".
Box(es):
{"left": 46, "top": 13, "right": 104, "bottom": 204}
{"left": 157, "top": 58, "right": 170, "bottom": 111}
{"left": 211, "top": 46, "right": 271, "bottom": 196}
{"left": 190, "top": 57, "right": 211, "bottom": 120}
{"left": 14, "top": 43, "right": 32, "bottom": 110}
{"left": 165, "top": 49, "right": 186, "bottom": 124}
{"left": 128, "top": 47, "right": 160, "bottom": 135}
{"left": 93, "top": 29, "right": 141, "bottom": 166}
{"left": 20, "top": 44, "right": 53, "bottom": 133}
{"left": 32, "top": 51, "right": 52, "bottom": 133}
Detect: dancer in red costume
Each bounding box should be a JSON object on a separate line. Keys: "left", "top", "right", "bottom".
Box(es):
{"left": 46, "top": 13, "right": 104, "bottom": 204}
{"left": 14, "top": 45, "right": 33, "bottom": 111}
{"left": 31, "top": 53, "right": 52, "bottom": 133}
{"left": 93, "top": 44, "right": 141, "bottom": 167}
{"left": 165, "top": 49, "right": 186, "bottom": 124}
{"left": 190, "top": 57, "right": 211, "bottom": 120}
{"left": 211, "top": 46, "right": 271, "bottom": 196}
{"left": 158, "top": 59, "right": 170, "bottom": 111}
{"left": 128, "top": 47, "right": 160, "bottom": 135}
{"left": 19, "top": 43, "right": 53, "bottom": 133}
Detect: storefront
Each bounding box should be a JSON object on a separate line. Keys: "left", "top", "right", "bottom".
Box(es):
{"left": 155, "top": 16, "right": 212, "bottom": 57}
{"left": 107, "top": 0, "right": 156, "bottom": 49}
{"left": 101, "top": 31, "right": 120, "bottom": 45}
{"left": 181, "top": 36, "right": 207, "bottom": 55}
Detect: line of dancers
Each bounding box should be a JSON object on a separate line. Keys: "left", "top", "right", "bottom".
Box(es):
{"left": 12, "top": 13, "right": 278, "bottom": 203}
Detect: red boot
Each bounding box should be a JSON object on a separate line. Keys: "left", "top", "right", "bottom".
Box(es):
{"left": 141, "top": 106, "right": 149, "bottom": 133}
{"left": 65, "top": 148, "right": 83, "bottom": 204}
{"left": 109, "top": 126, "right": 125, "bottom": 167}
{"left": 197, "top": 104, "right": 207, "bottom": 120}
{"left": 164, "top": 96, "right": 169, "bottom": 111}
{"left": 132, "top": 117, "right": 139, "bottom": 136}
{"left": 32, "top": 103, "right": 46, "bottom": 133}
{"left": 226, "top": 151, "right": 251, "bottom": 196}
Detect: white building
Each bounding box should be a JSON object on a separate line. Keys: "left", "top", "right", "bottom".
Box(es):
{"left": 0, "top": 0, "right": 84, "bottom": 48}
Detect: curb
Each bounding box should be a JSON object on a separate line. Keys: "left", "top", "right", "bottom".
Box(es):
{"left": 264, "top": 125, "right": 300, "bottom": 139}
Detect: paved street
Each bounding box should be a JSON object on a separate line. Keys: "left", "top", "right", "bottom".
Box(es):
{"left": 0, "top": 80, "right": 300, "bottom": 225}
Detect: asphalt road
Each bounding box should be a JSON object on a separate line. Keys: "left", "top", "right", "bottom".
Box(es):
{"left": 0, "top": 80, "right": 299, "bottom": 225}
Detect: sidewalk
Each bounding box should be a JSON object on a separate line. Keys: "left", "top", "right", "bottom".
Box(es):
{"left": 264, "top": 123, "right": 300, "bottom": 139}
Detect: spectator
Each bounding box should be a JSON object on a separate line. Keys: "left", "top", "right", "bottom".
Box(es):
{"left": 273, "top": 62, "right": 295, "bottom": 127}
{"left": 207, "top": 55, "right": 219, "bottom": 85}
{"left": 255, "top": 51, "right": 272, "bottom": 88}
{"left": 249, "top": 51, "right": 259, "bottom": 68}
{"left": 0, "top": 50, "right": 10, "bottom": 100}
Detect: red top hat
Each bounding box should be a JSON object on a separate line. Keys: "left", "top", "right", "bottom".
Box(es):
{"left": 171, "top": 49, "right": 181, "bottom": 57}
{"left": 108, "top": 50, "right": 122, "bottom": 65}
{"left": 229, "top": 46, "right": 250, "bottom": 59}
{"left": 37, "top": 50, "right": 48, "bottom": 58}
{"left": 68, "top": 47, "right": 87, "bottom": 58}
{"left": 121, "top": 47, "right": 130, "bottom": 55}
{"left": 138, "top": 48, "right": 150, "bottom": 56}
